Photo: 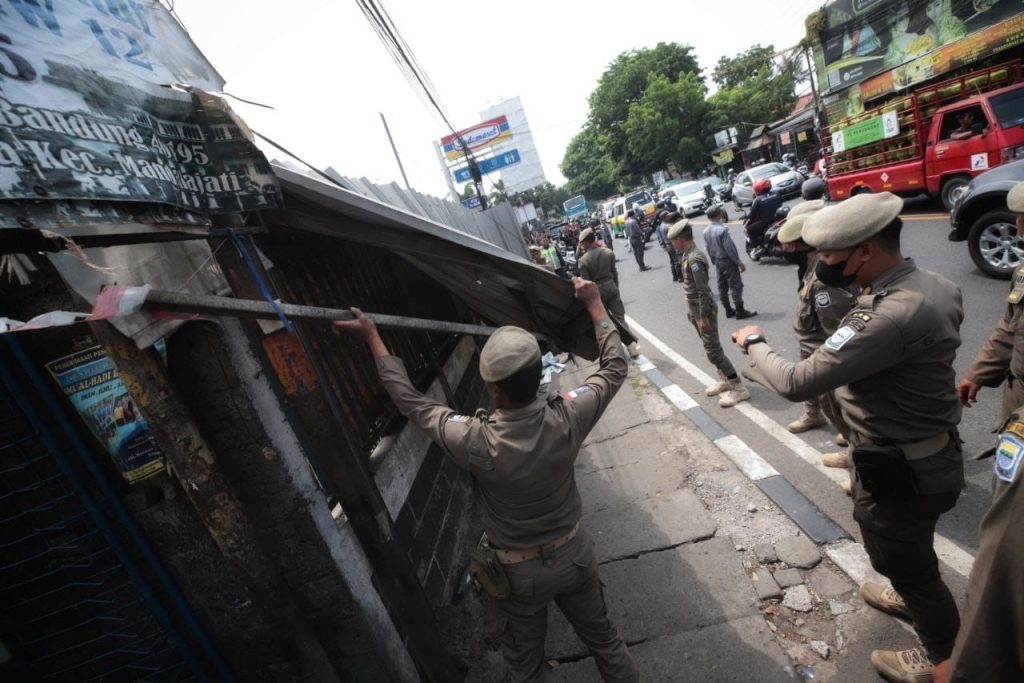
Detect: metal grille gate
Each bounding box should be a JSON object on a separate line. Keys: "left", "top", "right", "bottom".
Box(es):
{"left": 0, "top": 338, "right": 221, "bottom": 682}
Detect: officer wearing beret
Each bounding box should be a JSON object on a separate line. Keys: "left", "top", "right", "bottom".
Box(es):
{"left": 731, "top": 192, "right": 965, "bottom": 682}
{"left": 579, "top": 227, "right": 641, "bottom": 358}
{"left": 669, "top": 218, "right": 751, "bottom": 407}
{"left": 934, "top": 181, "right": 1024, "bottom": 683}
{"left": 777, "top": 208, "right": 858, "bottom": 468}
{"left": 957, "top": 181, "right": 1024, "bottom": 421}
{"left": 334, "top": 278, "right": 638, "bottom": 682}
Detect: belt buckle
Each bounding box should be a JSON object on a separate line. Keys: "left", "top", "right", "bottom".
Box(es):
{"left": 540, "top": 545, "right": 555, "bottom": 568}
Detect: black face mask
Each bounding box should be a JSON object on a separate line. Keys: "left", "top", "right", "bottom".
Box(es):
{"left": 782, "top": 251, "right": 807, "bottom": 266}
{"left": 815, "top": 247, "right": 863, "bottom": 287}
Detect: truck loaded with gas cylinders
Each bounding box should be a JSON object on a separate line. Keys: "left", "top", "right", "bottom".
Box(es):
{"left": 821, "top": 61, "right": 1024, "bottom": 209}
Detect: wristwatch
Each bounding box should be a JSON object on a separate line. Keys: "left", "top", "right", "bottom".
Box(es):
{"left": 741, "top": 333, "right": 767, "bottom": 353}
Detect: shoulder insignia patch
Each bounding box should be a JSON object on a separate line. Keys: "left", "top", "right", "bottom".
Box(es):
{"left": 1009, "top": 286, "right": 1024, "bottom": 305}
{"left": 1015, "top": 271, "right": 1024, "bottom": 286}
{"left": 814, "top": 291, "right": 832, "bottom": 308}
{"left": 850, "top": 312, "right": 872, "bottom": 323}
{"left": 690, "top": 262, "right": 702, "bottom": 272}
{"left": 825, "top": 325, "right": 857, "bottom": 351}
{"left": 564, "top": 385, "right": 594, "bottom": 400}
{"left": 1006, "top": 420, "right": 1024, "bottom": 441}
{"left": 995, "top": 433, "right": 1024, "bottom": 482}
{"left": 447, "top": 414, "right": 472, "bottom": 423}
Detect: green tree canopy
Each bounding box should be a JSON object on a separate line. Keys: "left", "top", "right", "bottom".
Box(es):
{"left": 588, "top": 43, "right": 702, "bottom": 175}
{"left": 707, "top": 45, "right": 798, "bottom": 132}
{"left": 561, "top": 124, "right": 617, "bottom": 200}
{"left": 623, "top": 72, "right": 708, "bottom": 175}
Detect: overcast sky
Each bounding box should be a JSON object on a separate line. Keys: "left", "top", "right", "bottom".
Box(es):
{"left": 170, "top": 0, "right": 821, "bottom": 198}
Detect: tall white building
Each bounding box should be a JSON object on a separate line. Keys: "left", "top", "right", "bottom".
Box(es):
{"left": 479, "top": 97, "right": 548, "bottom": 194}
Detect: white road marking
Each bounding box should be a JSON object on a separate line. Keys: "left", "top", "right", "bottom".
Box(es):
{"left": 627, "top": 315, "right": 977, "bottom": 578}
{"left": 714, "top": 434, "right": 779, "bottom": 481}
{"left": 661, "top": 383, "right": 699, "bottom": 411}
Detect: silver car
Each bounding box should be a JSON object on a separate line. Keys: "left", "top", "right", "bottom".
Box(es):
{"left": 732, "top": 163, "right": 805, "bottom": 207}
{"left": 664, "top": 181, "right": 707, "bottom": 217}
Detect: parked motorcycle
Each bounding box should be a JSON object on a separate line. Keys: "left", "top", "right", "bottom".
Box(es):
{"left": 744, "top": 205, "right": 790, "bottom": 261}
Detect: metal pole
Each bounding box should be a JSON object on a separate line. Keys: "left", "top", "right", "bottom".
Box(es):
{"left": 380, "top": 112, "right": 412, "bottom": 191}
{"left": 432, "top": 140, "right": 460, "bottom": 202}
{"left": 142, "top": 289, "right": 557, "bottom": 345}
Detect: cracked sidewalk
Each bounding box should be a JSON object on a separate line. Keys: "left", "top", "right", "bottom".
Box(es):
{"left": 438, "top": 356, "right": 907, "bottom": 682}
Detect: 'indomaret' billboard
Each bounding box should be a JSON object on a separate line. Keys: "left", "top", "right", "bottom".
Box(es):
{"left": 440, "top": 116, "right": 513, "bottom": 160}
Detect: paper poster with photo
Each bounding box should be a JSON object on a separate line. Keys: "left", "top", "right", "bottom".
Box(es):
{"left": 47, "top": 346, "right": 166, "bottom": 483}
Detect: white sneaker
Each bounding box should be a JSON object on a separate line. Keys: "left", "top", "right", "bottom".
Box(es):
{"left": 627, "top": 342, "right": 640, "bottom": 358}
{"left": 719, "top": 385, "right": 751, "bottom": 408}
{"left": 706, "top": 379, "right": 732, "bottom": 397}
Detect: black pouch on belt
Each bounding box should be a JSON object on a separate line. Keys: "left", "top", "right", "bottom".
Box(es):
{"left": 852, "top": 444, "right": 917, "bottom": 500}
{"left": 468, "top": 547, "right": 510, "bottom": 600}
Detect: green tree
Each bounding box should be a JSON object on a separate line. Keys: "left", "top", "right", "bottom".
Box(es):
{"left": 707, "top": 45, "right": 798, "bottom": 134}
{"left": 517, "top": 182, "right": 572, "bottom": 219}
{"left": 711, "top": 45, "right": 778, "bottom": 90}
{"left": 588, "top": 43, "right": 702, "bottom": 179}
{"left": 560, "top": 124, "right": 617, "bottom": 200}
{"left": 459, "top": 182, "right": 477, "bottom": 200}
{"left": 623, "top": 72, "right": 708, "bottom": 176}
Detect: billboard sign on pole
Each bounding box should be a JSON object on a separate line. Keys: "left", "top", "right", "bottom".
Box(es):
{"left": 440, "top": 116, "right": 513, "bottom": 160}
{"left": 452, "top": 150, "right": 522, "bottom": 183}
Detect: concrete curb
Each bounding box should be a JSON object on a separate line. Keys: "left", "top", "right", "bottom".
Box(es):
{"left": 634, "top": 354, "right": 847, "bottom": 546}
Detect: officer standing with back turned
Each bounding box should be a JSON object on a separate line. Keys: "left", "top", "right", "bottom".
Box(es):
{"left": 731, "top": 192, "right": 965, "bottom": 683}
{"left": 334, "top": 277, "right": 638, "bottom": 683}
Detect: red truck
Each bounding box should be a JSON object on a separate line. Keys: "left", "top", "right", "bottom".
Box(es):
{"left": 823, "top": 61, "right": 1024, "bottom": 210}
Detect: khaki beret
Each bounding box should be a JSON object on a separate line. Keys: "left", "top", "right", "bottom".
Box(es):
{"left": 1008, "top": 181, "right": 1024, "bottom": 213}
{"left": 667, "top": 217, "right": 692, "bottom": 240}
{"left": 479, "top": 326, "right": 541, "bottom": 382}
{"left": 788, "top": 199, "right": 825, "bottom": 218}
{"left": 803, "top": 192, "right": 903, "bottom": 250}
{"left": 777, "top": 214, "right": 809, "bottom": 244}
{"left": 579, "top": 227, "right": 595, "bottom": 242}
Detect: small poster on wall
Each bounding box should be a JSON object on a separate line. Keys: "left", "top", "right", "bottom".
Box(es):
{"left": 47, "top": 346, "right": 165, "bottom": 483}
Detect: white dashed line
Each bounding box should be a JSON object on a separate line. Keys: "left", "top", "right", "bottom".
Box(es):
{"left": 713, "top": 434, "right": 780, "bottom": 481}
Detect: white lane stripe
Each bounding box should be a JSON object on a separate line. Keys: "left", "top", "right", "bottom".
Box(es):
{"left": 825, "top": 540, "right": 889, "bottom": 587}
{"left": 661, "top": 384, "right": 699, "bottom": 411}
{"left": 714, "top": 434, "right": 779, "bottom": 481}
{"left": 627, "top": 316, "right": 717, "bottom": 386}
{"left": 628, "top": 315, "right": 977, "bottom": 578}
{"left": 635, "top": 354, "right": 656, "bottom": 373}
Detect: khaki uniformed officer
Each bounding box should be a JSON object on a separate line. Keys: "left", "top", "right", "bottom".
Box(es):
{"left": 731, "top": 192, "right": 965, "bottom": 683}
{"left": 669, "top": 217, "right": 751, "bottom": 407}
{"left": 932, "top": 181, "right": 1024, "bottom": 683}
{"left": 932, "top": 402, "right": 1024, "bottom": 683}
{"left": 777, "top": 206, "right": 858, "bottom": 468}
{"left": 579, "top": 227, "right": 641, "bottom": 358}
{"left": 334, "top": 278, "right": 638, "bottom": 683}
{"left": 957, "top": 181, "right": 1024, "bottom": 421}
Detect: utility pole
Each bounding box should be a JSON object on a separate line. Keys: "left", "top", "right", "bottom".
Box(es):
{"left": 461, "top": 136, "right": 487, "bottom": 210}
{"left": 433, "top": 141, "right": 459, "bottom": 202}
{"left": 380, "top": 112, "right": 411, "bottom": 191}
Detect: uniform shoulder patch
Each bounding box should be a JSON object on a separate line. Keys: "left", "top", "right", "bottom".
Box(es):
{"left": 825, "top": 325, "right": 857, "bottom": 351}
{"left": 564, "top": 385, "right": 594, "bottom": 400}
{"left": 995, "top": 433, "right": 1024, "bottom": 482}
{"left": 447, "top": 414, "right": 472, "bottom": 423}
{"left": 690, "top": 262, "right": 703, "bottom": 272}
{"left": 814, "top": 291, "right": 832, "bottom": 308}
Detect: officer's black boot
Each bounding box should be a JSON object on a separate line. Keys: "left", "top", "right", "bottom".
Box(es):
{"left": 735, "top": 307, "right": 757, "bottom": 320}
{"left": 723, "top": 305, "right": 736, "bottom": 318}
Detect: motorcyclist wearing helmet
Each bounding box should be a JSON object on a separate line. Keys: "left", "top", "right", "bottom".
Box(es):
{"left": 800, "top": 176, "right": 826, "bottom": 201}
{"left": 745, "top": 178, "right": 782, "bottom": 256}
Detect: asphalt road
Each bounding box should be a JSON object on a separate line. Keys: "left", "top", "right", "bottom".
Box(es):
{"left": 611, "top": 195, "right": 1006, "bottom": 557}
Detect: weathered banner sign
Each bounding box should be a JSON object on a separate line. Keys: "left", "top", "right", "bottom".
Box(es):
{"left": 0, "top": 1, "right": 280, "bottom": 219}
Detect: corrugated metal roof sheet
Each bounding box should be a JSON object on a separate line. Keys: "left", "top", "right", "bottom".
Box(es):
{"left": 270, "top": 164, "right": 599, "bottom": 358}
